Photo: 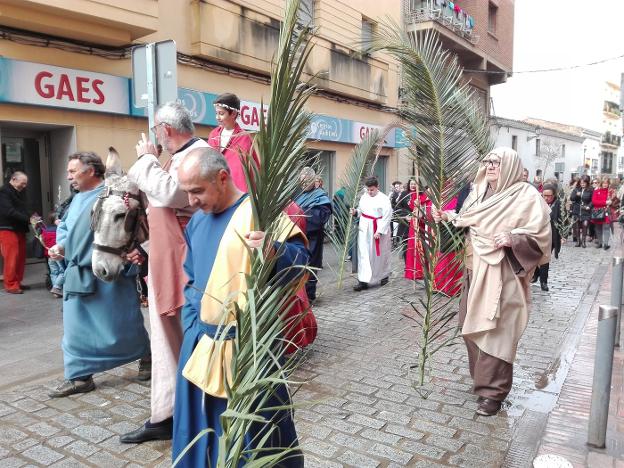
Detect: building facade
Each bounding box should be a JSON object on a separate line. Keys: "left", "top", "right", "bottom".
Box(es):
{"left": 0, "top": 0, "right": 405, "bottom": 224}
{"left": 0, "top": 0, "right": 514, "bottom": 231}
{"left": 491, "top": 117, "right": 600, "bottom": 184}
{"left": 600, "top": 81, "right": 623, "bottom": 177}
{"left": 399, "top": 0, "right": 514, "bottom": 178}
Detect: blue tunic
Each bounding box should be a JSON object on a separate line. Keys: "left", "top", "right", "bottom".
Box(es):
{"left": 57, "top": 184, "right": 150, "bottom": 380}
{"left": 172, "top": 195, "right": 306, "bottom": 467}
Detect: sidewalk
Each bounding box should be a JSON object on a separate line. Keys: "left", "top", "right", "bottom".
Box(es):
{"left": 0, "top": 243, "right": 621, "bottom": 467}
{"left": 533, "top": 242, "right": 624, "bottom": 467}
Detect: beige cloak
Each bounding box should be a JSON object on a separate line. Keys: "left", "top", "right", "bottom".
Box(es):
{"left": 451, "top": 147, "right": 552, "bottom": 363}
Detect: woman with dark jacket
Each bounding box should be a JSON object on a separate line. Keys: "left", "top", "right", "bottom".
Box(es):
{"left": 569, "top": 175, "right": 593, "bottom": 247}
{"left": 395, "top": 178, "right": 418, "bottom": 258}
{"left": 532, "top": 184, "right": 561, "bottom": 291}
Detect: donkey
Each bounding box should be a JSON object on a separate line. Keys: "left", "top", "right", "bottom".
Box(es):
{"left": 91, "top": 148, "right": 147, "bottom": 282}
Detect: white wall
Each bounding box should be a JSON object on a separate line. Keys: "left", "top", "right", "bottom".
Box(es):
{"left": 491, "top": 124, "right": 585, "bottom": 184}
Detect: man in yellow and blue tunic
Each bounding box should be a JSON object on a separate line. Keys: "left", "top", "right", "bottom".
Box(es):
{"left": 172, "top": 147, "right": 307, "bottom": 467}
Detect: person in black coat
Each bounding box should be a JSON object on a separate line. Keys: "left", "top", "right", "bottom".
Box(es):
{"left": 395, "top": 178, "right": 418, "bottom": 258}
{"left": 532, "top": 184, "right": 561, "bottom": 291}
{"left": 569, "top": 175, "right": 593, "bottom": 247}
{"left": 0, "top": 171, "right": 30, "bottom": 293}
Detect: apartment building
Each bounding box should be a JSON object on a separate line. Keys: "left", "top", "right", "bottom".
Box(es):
{"left": 491, "top": 116, "right": 602, "bottom": 183}
{"left": 600, "top": 81, "right": 622, "bottom": 177}
{"left": 0, "top": 0, "right": 514, "bottom": 225}
{"left": 400, "top": 0, "right": 514, "bottom": 176}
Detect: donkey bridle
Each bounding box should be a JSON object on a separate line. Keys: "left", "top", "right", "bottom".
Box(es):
{"left": 91, "top": 186, "right": 145, "bottom": 257}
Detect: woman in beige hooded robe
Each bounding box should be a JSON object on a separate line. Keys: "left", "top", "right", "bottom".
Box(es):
{"left": 436, "top": 147, "right": 551, "bottom": 416}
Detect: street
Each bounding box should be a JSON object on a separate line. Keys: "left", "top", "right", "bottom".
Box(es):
{"left": 0, "top": 243, "right": 620, "bottom": 467}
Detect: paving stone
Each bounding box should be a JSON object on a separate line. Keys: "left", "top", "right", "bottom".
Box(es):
{"left": 77, "top": 393, "right": 111, "bottom": 407}
{"left": 86, "top": 451, "right": 126, "bottom": 467}
{"left": 51, "top": 414, "right": 83, "bottom": 430}
{"left": 346, "top": 414, "right": 385, "bottom": 430}
{"left": 425, "top": 433, "right": 465, "bottom": 452}
{"left": 27, "top": 422, "right": 60, "bottom": 437}
{"left": 360, "top": 428, "right": 401, "bottom": 445}
{"left": 45, "top": 436, "right": 74, "bottom": 449}
{"left": 49, "top": 458, "right": 84, "bottom": 468}
{"left": 337, "top": 450, "right": 381, "bottom": 468}
{"left": 13, "top": 439, "right": 38, "bottom": 452}
{"left": 0, "top": 427, "right": 27, "bottom": 445}
{"left": 108, "top": 421, "right": 142, "bottom": 435}
{"left": 109, "top": 404, "right": 147, "bottom": 420}
{"left": 321, "top": 418, "right": 363, "bottom": 435}
{"left": 301, "top": 438, "right": 338, "bottom": 458}
{"left": 2, "top": 413, "right": 37, "bottom": 427}
{"left": 329, "top": 431, "right": 371, "bottom": 451}
{"left": 0, "top": 448, "right": 8, "bottom": 458}
{"left": 367, "top": 443, "right": 413, "bottom": 464}
{"left": 21, "top": 445, "right": 64, "bottom": 465}
{"left": 0, "top": 457, "right": 27, "bottom": 468}
{"left": 45, "top": 398, "right": 81, "bottom": 412}
{"left": 70, "top": 425, "right": 114, "bottom": 443}
{"left": 0, "top": 403, "right": 16, "bottom": 418}
{"left": 99, "top": 436, "right": 132, "bottom": 454}
{"left": 342, "top": 402, "right": 377, "bottom": 416}
{"left": 385, "top": 424, "right": 425, "bottom": 440}
{"left": 400, "top": 439, "right": 446, "bottom": 460}
{"left": 303, "top": 455, "right": 343, "bottom": 468}
{"left": 65, "top": 440, "right": 99, "bottom": 458}
{"left": 32, "top": 408, "right": 60, "bottom": 419}
{"left": 77, "top": 409, "right": 114, "bottom": 424}
{"left": 376, "top": 410, "right": 411, "bottom": 425}
{"left": 124, "top": 445, "right": 163, "bottom": 463}
{"left": 10, "top": 399, "right": 45, "bottom": 414}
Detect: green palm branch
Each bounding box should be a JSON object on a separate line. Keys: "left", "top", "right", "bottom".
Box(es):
{"left": 326, "top": 127, "right": 397, "bottom": 287}
{"left": 370, "top": 23, "right": 492, "bottom": 389}
{"left": 173, "top": 0, "right": 316, "bottom": 466}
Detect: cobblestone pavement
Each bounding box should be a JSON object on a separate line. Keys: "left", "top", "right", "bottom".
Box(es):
{"left": 0, "top": 243, "right": 614, "bottom": 467}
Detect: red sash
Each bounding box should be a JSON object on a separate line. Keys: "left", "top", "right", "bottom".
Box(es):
{"left": 361, "top": 213, "right": 382, "bottom": 256}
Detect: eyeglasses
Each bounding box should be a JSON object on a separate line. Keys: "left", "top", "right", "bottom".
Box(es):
{"left": 482, "top": 159, "right": 501, "bottom": 168}
{"left": 150, "top": 122, "right": 165, "bottom": 134}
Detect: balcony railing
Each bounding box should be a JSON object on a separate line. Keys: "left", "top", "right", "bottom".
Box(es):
{"left": 603, "top": 100, "right": 621, "bottom": 117}
{"left": 602, "top": 132, "right": 622, "bottom": 147}
{"left": 402, "top": 0, "right": 479, "bottom": 45}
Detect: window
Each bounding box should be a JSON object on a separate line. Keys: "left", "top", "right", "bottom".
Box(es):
{"left": 297, "top": 0, "right": 314, "bottom": 27}
{"left": 602, "top": 151, "right": 614, "bottom": 174}
{"left": 561, "top": 144, "right": 565, "bottom": 158}
{"left": 362, "top": 17, "right": 376, "bottom": 53}
{"left": 535, "top": 138, "right": 540, "bottom": 157}
{"left": 488, "top": 2, "right": 498, "bottom": 34}
{"left": 554, "top": 162, "right": 565, "bottom": 174}
{"left": 511, "top": 135, "right": 517, "bottom": 151}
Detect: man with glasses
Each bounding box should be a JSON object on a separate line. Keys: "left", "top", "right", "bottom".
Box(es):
{"left": 122, "top": 102, "right": 209, "bottom": 444}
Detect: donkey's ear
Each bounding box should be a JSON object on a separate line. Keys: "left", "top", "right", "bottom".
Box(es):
{"left": 105, "top": 147, "right": 123, "bottom": 177}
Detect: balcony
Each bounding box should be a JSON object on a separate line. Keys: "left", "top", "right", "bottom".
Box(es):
{"left": 602, "top": 132, "right": 621, "bottom": 148}
{"left": 403, "top": 0, "right": 478, "bottom": 44}
{"left": 191, "top": 1, "right": 388, "bottom": 103}
{"left": 603, "top": 100, "right": 621, "bottom": 118}
{"left": 0, "top": 0, "right": 158, "bottom": 46}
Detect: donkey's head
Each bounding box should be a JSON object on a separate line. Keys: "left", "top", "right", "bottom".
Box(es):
{"left": 91, "top": 148, "right": 147, "bottom": 282}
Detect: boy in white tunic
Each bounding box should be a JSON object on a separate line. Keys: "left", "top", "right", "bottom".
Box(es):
{"left": 351, "top": 176, "right": 393, "bottom": 291}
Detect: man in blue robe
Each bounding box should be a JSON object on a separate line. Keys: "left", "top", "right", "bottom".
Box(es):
{"left": 172, "top": 147, "right": 306, "bottom": 467}
{"left": 294, "top": 167, "right": 332, "bottom": 301}
{"left": 48, "top": 151, "right": 150, "bottom": 398}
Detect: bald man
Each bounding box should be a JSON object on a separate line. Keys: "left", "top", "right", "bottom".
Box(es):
{"left": 171, "top": 147, "right": 306, "bottom": 467}
{"left": 0, "top": 171, "right": 29, "bottom": 293}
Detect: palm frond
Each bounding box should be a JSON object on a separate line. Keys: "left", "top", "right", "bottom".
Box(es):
{"left": 370, "top": 20, "right": 492, "bottom": 389}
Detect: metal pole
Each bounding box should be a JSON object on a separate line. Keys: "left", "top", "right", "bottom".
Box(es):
{"left": 145, "top": 43, "right": 157, "bottom": 144}
{"left": 613, "top": 257, "right": 624, "bottom": 348}
{"left": 587, "top": 305, "right": 618, "bottom": 448}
